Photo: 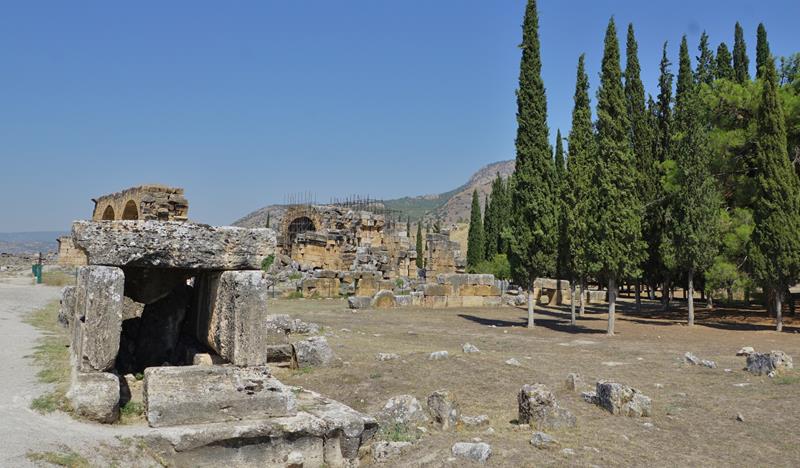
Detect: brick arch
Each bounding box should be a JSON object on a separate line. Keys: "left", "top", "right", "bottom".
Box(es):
{"left": 121, "top": 200, "right": 139, "bottom": 220}
{"left": 101, "top": 205, "right": 116, "bottom": 220}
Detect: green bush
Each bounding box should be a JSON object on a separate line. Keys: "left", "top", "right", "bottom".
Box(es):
{"left": 471, "top": 254, "right": 511, "bottom": 280}
{"left": 286, "top": 291, "right": 304, "bottom": 299}
{"left": 261, "top": 254, "right": 275, "bottom": 271}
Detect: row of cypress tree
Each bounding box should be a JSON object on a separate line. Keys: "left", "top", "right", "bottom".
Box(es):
{"left": 494, "top": 0, "right": 799, "bottom": 333}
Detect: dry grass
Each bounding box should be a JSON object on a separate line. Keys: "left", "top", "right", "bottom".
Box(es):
{"left": 27, "top": 446, "right": 89, "bottom": 468}
{"left": 40, "top": 270, "right": 76, "bottom": 287}
{"left": 24, "top": 300, "right": 71, "bottom": 414}
{"left": 270, "top": 297, "right": 800, "bottom": 467}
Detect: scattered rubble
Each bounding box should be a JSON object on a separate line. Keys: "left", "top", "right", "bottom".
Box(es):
{"left": 505, "top": 358, "right": 522, "bottom": 367}
{"left": 293, "top": 336, "right": 336, "bottom": 368}
{"left": 591, "top": 381, "right": 652, "bottom": 417}
{"left": 427, "top": 390, "right": 460, "bottom": 430}
{"left": 429, "top": 351, "right": 449, "bottom": 360}
{"left": 530, "top": 431, "right": 559, "bottom": 449}
{"left": 372, "top": 441, "right": 411, "bottom": 464}
{"left": 462, "top": 343, "right": 480, "bottom": 353}
{"left": 684, "top": 352, "right": 717, "bottom": 369}
{"left": 460, "top": 414, "right": 490, "bottom": 428}
{"left": 376, "top": 353, "right": 400, "bottom": 361}
{"left": 565, "top": 373, "right": 583, "bottom": 391}
{"left": 377, "top": 395, "right": 429, "bottom": 426}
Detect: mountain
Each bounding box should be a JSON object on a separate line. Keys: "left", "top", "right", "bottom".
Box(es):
{"left": 0, "top": 231, "right": 66, "bottom": 254}
{"left": 232, "top": 160, "right": 515, "bottom": 228}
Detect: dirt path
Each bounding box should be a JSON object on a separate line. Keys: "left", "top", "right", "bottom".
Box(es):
{"left": 0, "top": 278, "right": 148, "bottom": 467}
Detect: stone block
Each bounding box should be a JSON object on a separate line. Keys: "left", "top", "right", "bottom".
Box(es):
{"left": 143, "top": 365, "right": 297, "bottom": 428}
{"left": 267, "top": 344, "right": 294, "bottom": 363}
{"left": 71, "top": 220, "right": 275, "bottom": 269}
{"left": 458, "top": 284, "right": 501, "bottom": 297}
{"left": 371, "top": 290, "right": 397, "bottom": 309}
{"left": 423, "top": 283, "right": 453, "bottom": 297}
{"left": 73, "top": 266, "right": 124, "bottom": 372}
{"left": 67, "top": 371, "right": 120, "bottom": 423}
{"left": 427, "top": 390, "right": 460, "bottom": 430}
{"left": 355, "top": 278, "right": 379, "bottom": 297}
{"left": 594, "top": 381, "right": 652, "bottom": 417}
{"left": 461, "top": 296, "right": 485, "bottom": 308}
{"left": 395, "top": 295, "right": 413, "bottom": 307}
{"left": 58, "top": 286, "right": 76, "bottom": 329}
{"left": 483, "top": 296, "right": 502, "bottom": 307}
{"left": 193, "top": 270, "right": 269, "bottom": 367}
{"left": 410, "top": 291, "right": 424, "bottom": 306}
{"left": 347, "top": 296, "right": 372, "bottom": 309}
{"left": 518, "top": 384, "right": 577, "bottom": 430}
{"left": 446, "top": 296, "right": 464, "bottom": 307}
{"left": 424, "top": 296, "right": 448, "bottom": 308}
{"left": 293, "top": 336, "right": 335, "bottom": 367}
{"left": 746, "top": 351, "right": 793, "bottom": 375}
{"left": 586, "top": 290, "right": 607, "bottom": 304}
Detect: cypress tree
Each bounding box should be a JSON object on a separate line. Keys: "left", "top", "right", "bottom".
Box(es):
{"left": 715, "top": 43, "right": 735, "bottom": 81}
{"left": 696, "top": 31, "right": 715, "bottom": 85}
{"left": 755, "top": 23, "right": 770, "bottom": 79}
{"left": 507, "top": 0, "right": 557, "bottom": 328}
{"left": 625, "top": 23, "right": 653, "bottom": 311}
{"left": 483, "top": 173, "right": 503, "bottom": 260}
{"left": 567, "top": 53, "right": 594, "bottom": 321}
{"left": 265, "top": 212, "right": 271, "bottom": 229}
{"left": 671, "top": 35, "right": 722, "bottom": 326}
{"left": 652, "top": 42, "right": 675, "bottom": 307}
{"left": 748, "top": 57, "right": 800, "bottom": 332}
{"left": 496, "top": 175, "right": 512, "bottom": 255}
{"left": 733, "top": 22, "right": 750, "bottom": 83}
{"left": 554, "top": 129, "right": 569, "bottom": 290}
{"left": 406, "top": 217, "right": 411, "bottom": 236}
{"left": 593, "top": 17, "right": 645, "bottom": 335}
{"left": 415, "top": 222, "right": 424, "bottom": 269}
{"left": 467, "top": 189, "right": 485, "bottom": 269}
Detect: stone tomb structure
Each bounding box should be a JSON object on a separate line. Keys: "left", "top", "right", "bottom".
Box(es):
{"left": 60, "top": 220, "right": 375, "bottom": 466}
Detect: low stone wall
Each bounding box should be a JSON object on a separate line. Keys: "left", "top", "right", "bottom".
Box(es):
{"left": 56, "top": 235, "right": 88, "bottom": 267}
{"left": 348, "top": 273, "right": 502, "bottom": 309}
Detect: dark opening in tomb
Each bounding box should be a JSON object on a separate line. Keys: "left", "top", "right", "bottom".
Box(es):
{"left": 116, "top": 268, "right": 220, "bottom": 375}
{"left": 287, "top": 216, "right": 316, "bottom": 244}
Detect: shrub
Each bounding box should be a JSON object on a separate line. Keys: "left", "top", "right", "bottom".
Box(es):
{"left": 471, "top": 254, "right": 511, "bottom": 280}
{"left": 260, "top": 254, "right": 275, "bottom": 271}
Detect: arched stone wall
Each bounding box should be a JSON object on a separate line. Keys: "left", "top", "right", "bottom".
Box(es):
{"left": 91, "top": 185, "right": 189, "bottom": 221}
{"left": 121, "top": 200, "right": 139, "bottom": 220}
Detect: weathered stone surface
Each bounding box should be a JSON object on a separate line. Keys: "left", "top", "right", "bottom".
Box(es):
{"left": 376, "top": 353, "right": 400, "bottom": 361}
{"left": 565, "top": 373, "right": 583, "bottom": 392}
{"left": 460, "top": 414, "right": 489, "bottom": 428}
{"left": 347, "top": 296, "right": 372, "bottom": 309}
{"left": 145, "top": 387, "right": 375, "bottom": 467}
{"left": 121, "top": 296, "right": 145, "bottom": 320}
{"left": 293, "top": 336, "right": 335, "bottom": 367}
{"left": 423, "top": 283, "right": 453, "bottom": 297}
{"left": 266, "top": 344, "right": 294, "bottom": 363}
{"left": 746, "top": 351, "right": 793, "bottom": 376}
{"left": 737, "top": 346, "right": 755, "bottom": 356}
{"left": 193, "top": 270, "right": 269, "bottom": 367}
{"left": 67, "top": 372, "right": 120, "bottom": 423}
{"left": 462, "top": 343, "right": 480, "bottom": 353}
{"left": 371, "top": 290, "right": 397, "bottom": 309}
{"left": 372, "top": 441, "right": 411, "bottom": 464}
{"left": 427, "top": 390, "right": 460, "bottom": 430}
{"left": 505, "top": 358, "right": 522, "bottom": 367}
{"left": 530, "top": 431, "right": 559, "bottom": 449}
{"left": 58, "top": 285, "right": 76, "bottom": 328}
{"left": 594, "top": 381, "right": 652, "bottom": 417}
{"left": 451, "top": 442, "right": 491, "bottom": 463}
{"left": 684, "top": 352, "right": 701, "bottom": 365}
{"left": 192, "top": 353, "right": 227, "bottom": 366}
{"left": 394, "top": 294, "right": 413, "bottom": 307}
{"left": 73, "top": 266, "right": 124, "bottom": 372}
{"left": 143, "top": 365, "right": 297, "bottom": 428}
{"left": 266, "top": 314, "right": 320, "bottom": 335}
{"left": 71, "top": 220, "right": 275, "bottom": 269}
{"left": 377, "top": 395, "right": 429, "bottom": 426}
{"left": 518, "top": 384, "right": 577, "bottom": 430}
{"left": 429, "top": 351, "right": 449, "bottom": 360}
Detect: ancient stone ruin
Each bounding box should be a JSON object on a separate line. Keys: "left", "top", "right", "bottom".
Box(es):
{"left": 57, "top": 189, "right": 377, "bottom": 466}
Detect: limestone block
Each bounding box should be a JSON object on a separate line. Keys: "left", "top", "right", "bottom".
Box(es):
{"left": 423, "top": 283, "right": 453, "bottom": 297}
{"left": 347, "top": 296, "right": 372, "bottom": 309}
{"left": 458, "top": 284, "right": 501, "bottom": 297}
{"left": 395, "top": 295, "right": 413, "bottom": 307}
{"left": 427, "top": 390, "right": 460, "bottom": 430}
{"left": 266, "top": 344, "right": 294, "bottom": 363}
{"left": 67, "top": 371, "right": 120, "bottom": 423}
{"left": 586, "top": 290, "right": 607, "bottom": 304}
{"left": 293, "top": 336, "right": 335, "bottom": 367}
{"left": 746, "top": 351, "right": 793, "bottom": 375}
{"left": 58, "top": 286, "right": 76, "bottom": 329}
{"left": 461, "top": 296, "right": 485, "bottom": 308}
{"left": 447, "top": 296, "right": 464, "bottom": 308}
{"left": 424, "top": 296, "right": 448, "bottom": 308}
{"left": 73, "top": 266, "right": 124, "bottom": 372}
{"left": 483, "top": 296, "right": 502, "bottom": 307}
{"left": 518, "top": 384, "right": 577, "bottom": 430}
{"left": 71, "top": 220, "right": 275, "bottom": 269}
{"left": 355, "top": 278, "right": 379, "bottom": 297}
{"left": 534, "top": 278, "right": 570, "bottom": 290}
{"left": 594, "top": 381, "right": 652, "bottom": 417}
{"left": 121, "top": 296, "right": 145, "bottom": 320}
{"left": 143, "top": 365, "right": 297, "bottom": 428}
{"left": 410, "top": 291, "right": 424, "bottom": 306}
{"left": 371, "top": 290, "right": 397, "bottom": 309}
{"left": 193, "top": 270, "right": 269, "bottom": 367}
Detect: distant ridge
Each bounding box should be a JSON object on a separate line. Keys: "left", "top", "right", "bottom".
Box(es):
{"left": 232, "top": 159, "right": 515, "bottom": 228}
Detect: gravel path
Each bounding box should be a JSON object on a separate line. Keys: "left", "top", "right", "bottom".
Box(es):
{"left": 0, "top": 278, "right": 148, "bottom": 467}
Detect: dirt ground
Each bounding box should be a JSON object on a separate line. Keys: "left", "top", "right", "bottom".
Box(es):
{"left": 271, "top": 296, "right": 800, "bottom": 467}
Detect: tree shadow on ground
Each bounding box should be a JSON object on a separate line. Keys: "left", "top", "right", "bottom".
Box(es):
{"left": 457, "top": 310, "right": 607, "bottom": 334}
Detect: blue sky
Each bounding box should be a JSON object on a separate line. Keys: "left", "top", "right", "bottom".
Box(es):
{"left": 1, "top": 1, "right": 798, "bottom": 231}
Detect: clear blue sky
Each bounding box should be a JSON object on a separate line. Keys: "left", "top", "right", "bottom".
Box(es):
{"left": 1, "top": 1, "right": 797, "bottom": 231}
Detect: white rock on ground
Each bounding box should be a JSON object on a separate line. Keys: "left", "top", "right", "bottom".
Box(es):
{"left": 377, "top": 395, "right": 429, "bottom": 426}
{"left": 462, "top": 343, "right": 480, "bottom": 353}
{"left": 376, "top": 353, "right": 400, "bottom": 361}
{"left": 530, "top": 431, "right": 559, "bottom": 448}
{"left": 451, "top": 442, "right": 492, "bottom": 463}
{"left": 429, "top": 351, "right": 449, "bottom": 360}
{"left": 505, "top": 358, "right": 522, "bottom": 367}
{"left": 372, "top": 441, "right": 411, "bottom": 463}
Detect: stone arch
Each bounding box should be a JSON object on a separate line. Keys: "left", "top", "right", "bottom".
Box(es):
{"left": 121, "top": 200, "right": 139, "bottom": 220}
{"left": 280, "top": 206, "right": 322, "bottom": 246}
{"left": 101, "top": 205, "right": 116, "bottom": 220}
{"left": 287, "top": 216, "right": 316, "bottom": 244}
